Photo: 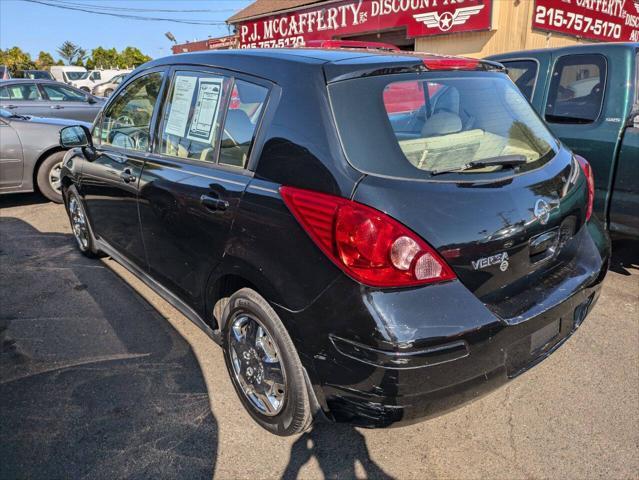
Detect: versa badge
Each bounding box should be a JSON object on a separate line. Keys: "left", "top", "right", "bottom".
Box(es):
{"left": 472, "top": 252, "right": 509, "bottom": 272}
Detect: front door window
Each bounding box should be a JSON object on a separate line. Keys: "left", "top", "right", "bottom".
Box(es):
{"left": 100, "top": 72, "right": 163, "bottom": 151}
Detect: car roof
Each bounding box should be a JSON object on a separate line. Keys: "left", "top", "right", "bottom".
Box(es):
{"left": 143, "top": 48, "right": 501, "bottom": 84}
{"left": 486, "top": 41, "right": 639, "bottom": 60}
{"left": 0, "top": 78, "right": 61, "bottom": 84}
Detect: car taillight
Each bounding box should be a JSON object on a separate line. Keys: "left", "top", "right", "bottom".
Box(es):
{"left": 576, "top": 155, "right": 594, "bottom": 221}
{"left": 280, "top": 186, "right": 456, "bottom": 288}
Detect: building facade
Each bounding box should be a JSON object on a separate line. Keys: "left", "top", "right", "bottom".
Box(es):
{"left": 173, "top": 0, "right": 639, "bottom": 57}
{"left": 171, "top": 35, "right": 237, "bottom": 54}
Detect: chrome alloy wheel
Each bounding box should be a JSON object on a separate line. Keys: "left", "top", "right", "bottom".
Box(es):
{"left": 68, "top": 195, "right": 89, "bottom": 250}
{"left": 229, "top": 315, "right": 286, "bottom": 416}
{"left": 48, "top": 162, "right": 63, "bottom": 193}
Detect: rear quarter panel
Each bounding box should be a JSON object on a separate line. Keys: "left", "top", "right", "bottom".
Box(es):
{"left": 218, "top": 64, "right": 362, "bottom": 313}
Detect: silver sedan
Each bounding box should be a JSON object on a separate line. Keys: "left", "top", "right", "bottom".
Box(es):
{"left": 0, "top": 108, "right": 91, "bottom": 202}
{"left": 0, "top": 79, "right": 104, "bottom": 122}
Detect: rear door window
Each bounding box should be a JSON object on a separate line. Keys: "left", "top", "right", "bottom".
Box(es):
{"left": 501, "top": 60, "right": 538, "bottom": 100}
{"left": 4, "top": 83, "right": 42, "bottom": 101}
{"left": 157, "top": 72, "right": 268, "bottom": 168}
{"left": 545, "top": 54, "right": 606, "bottom": 124}
{"left": 158, "top": 71, "right": 232, "bottom": 162}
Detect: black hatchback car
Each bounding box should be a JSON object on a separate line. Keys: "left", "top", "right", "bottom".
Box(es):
{"left": 58, "top": 49, "right": 610, "bottom": 436}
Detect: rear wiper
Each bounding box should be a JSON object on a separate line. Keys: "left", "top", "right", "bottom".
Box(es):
{"left": 430, "top": 154, "right": 527, "bottom": 176}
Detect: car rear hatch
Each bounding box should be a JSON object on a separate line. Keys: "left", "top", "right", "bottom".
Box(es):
{"left": 327, "top": 64, "right": 594, "bottom": 321}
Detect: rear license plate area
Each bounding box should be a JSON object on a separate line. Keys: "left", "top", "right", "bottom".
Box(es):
{"left": 506, "top": 318, "right": 563, "bottom": 377}
{"left": 530, "top": 319, "right": 560, "bottom": 353}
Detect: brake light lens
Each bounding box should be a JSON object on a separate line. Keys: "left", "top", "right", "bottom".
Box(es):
{"left": 422, "top": 57, "right": 480, "bottom": 71}
{"left": 280, "top": 186, "right": 456, "bottom": 288}
{"left": 576, "top": 155, "right": 594, "bottom": 221}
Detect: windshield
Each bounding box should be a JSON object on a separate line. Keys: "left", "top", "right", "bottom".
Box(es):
{"left": 329, "top": 72, "right": 558, "bottom": 179}
{"left": 66, "top": 71, "right": 86, "bottom": 80}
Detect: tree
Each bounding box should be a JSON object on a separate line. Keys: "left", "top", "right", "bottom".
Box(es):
{"left": 56, "top": 41, "right": 85, "bottom": 65}
{"left": 73, "top": 47, "right": 88, "bottom": 67}
{"left": 118, "top": 47, "right": 151, "bottom": 68}
{"left": 86, "top": 47, "right": 119, "bottom": 70}
{"left": 57, "top": 41, "right": 78, "bottom": 65}
{"left": 35, "top": 51, "right": 55, "bottom": 69}
{"left": 0, "top": 47, "right": 35, "bottom": 72}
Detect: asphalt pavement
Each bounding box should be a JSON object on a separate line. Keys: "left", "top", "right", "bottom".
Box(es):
{"left": 1, "top": 193, "right": 637, "bottom": 479}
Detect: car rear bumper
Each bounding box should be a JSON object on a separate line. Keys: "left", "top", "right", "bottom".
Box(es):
{"left": 276, "top": 220, "right": 610, "bottom": 428}
{"left": 321, "top": 284, "right": 601, "bottom": 427}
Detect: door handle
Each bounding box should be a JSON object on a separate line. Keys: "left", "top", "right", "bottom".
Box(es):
{"left": 50, "top": 105, "right": 64, "bottom": 110}
{"left": 200, "top": 194, "right": 229, "bottom": 211}
{"left": 5, "top": 105, "right": 17, "bottom": 109}
{"left": 119, "top": 168, "right": 136, "bottom": 184}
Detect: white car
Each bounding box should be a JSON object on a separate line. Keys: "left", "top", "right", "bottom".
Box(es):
{"left": 70, "top": 69, "right": 130, "bottom": 92}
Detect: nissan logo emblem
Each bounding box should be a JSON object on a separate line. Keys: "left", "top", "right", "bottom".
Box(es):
{"left": 534, "top": 199, "right": 551, "bottom": 225}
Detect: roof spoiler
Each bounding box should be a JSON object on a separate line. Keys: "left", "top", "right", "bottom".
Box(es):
{"left": 325, "top": 54, "right": 506, "bottom": 83}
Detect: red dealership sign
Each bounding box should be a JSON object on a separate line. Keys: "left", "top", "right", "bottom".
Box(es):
{"left": 235, "top": 0, "right": 493, "bottom": 48}
{"left": 532, "top": 0, "right": 639, "bottom": 42}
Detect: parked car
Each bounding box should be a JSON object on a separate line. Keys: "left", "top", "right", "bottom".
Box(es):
{"left": 0, "top": 79, "right": 104, "bottom": 122}
{"left": 92, "top": 72, "right": 129, "bottom": 97}
{"left": 58, "top": 49, "right": 609, "bottom": 436}
{"left": 487, "top": 42, "right": 639, "bottom": 239}
{"left": 49, "top": 65, "right": 87, "bottom": 84}
{"left": 12, "top": 69, "right": 54, "bottom": 80}
{"left": 70, "top": 69, "right": 131, "bottom": 92}
{"left": 0, "top": 108, "right": 90, "bottom": 202}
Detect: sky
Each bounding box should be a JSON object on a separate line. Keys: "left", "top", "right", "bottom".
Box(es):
{"left": 0, "top": 0, "right": 253, "bottom": 60}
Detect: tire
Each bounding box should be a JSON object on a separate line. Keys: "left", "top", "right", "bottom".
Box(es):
{"left": 104, "top": 88, "right": 113, "bottom": 97}
{"left": 64, "top": 186, "right": 101, "bottom": 258}
{"left": 36, "top": 151, "right": 65, "bottom": 203}
{"left": 222, "top": 288, "right": 313, "bottom": 436}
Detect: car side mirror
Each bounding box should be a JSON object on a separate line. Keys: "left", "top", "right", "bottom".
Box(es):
{"left": 60, "top": 125, "right": 92, "bottom": 148}
{"left": 87, "top": 96, "right": 97, "bottom": 104}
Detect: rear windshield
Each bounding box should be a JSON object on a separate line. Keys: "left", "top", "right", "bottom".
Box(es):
{"left": 328, "top": 71, "right": 558, "bottom": 179}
